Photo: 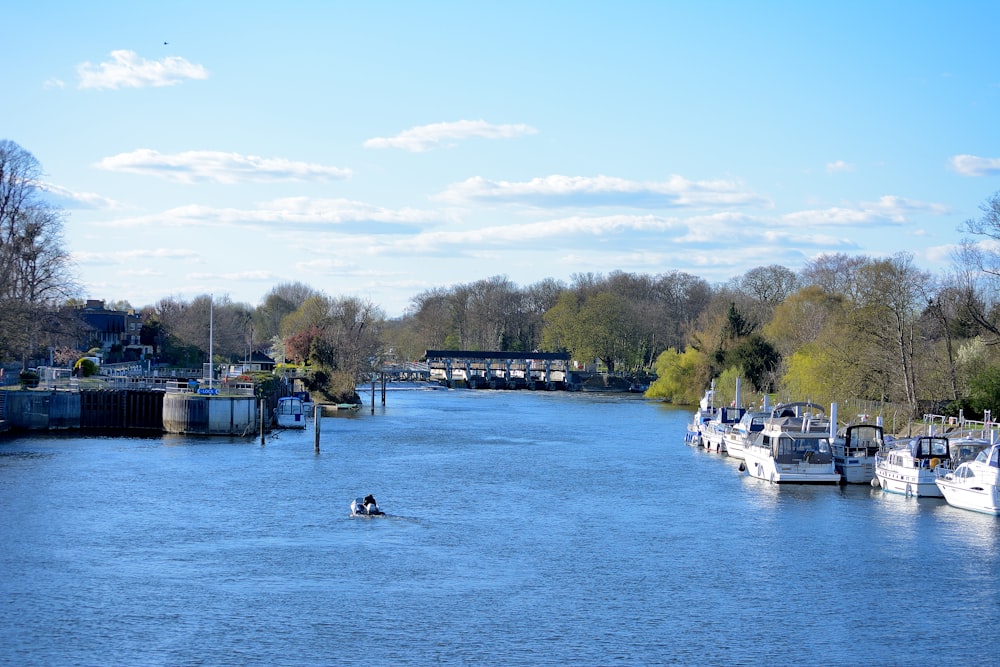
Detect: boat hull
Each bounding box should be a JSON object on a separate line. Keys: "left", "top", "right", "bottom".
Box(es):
{"left": 874, "top": 469, "right": 942, "bottom": 497}
{"left": 743, "top": 450, "right": 841, "bottom": 484}
{"left": 936, "top": 479, "right": 1000, "bottom": 515}
{"left": 834, "top": 457, "right": 875, "bottom": 484}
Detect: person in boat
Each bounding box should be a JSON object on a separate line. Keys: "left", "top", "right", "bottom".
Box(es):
{"left": 363, "top": 494, "right": 378, "bottom": 511}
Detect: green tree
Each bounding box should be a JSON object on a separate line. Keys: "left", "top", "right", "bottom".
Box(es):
{"left": 646, "top": 346, "right": 710, "bottom": 404}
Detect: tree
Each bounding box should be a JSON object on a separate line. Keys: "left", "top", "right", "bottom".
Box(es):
{"left": 0, "top": 140, "right": 76, "bottom": 363}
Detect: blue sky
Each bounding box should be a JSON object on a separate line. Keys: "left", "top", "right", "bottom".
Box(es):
{"left": 5, "top": 2, "right": 1000, "bottom": 316}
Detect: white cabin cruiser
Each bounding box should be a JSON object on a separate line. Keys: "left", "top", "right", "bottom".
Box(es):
{"left": 722, "top": 410, "right": 768, "bottom": 461}
{"left": 686, "top": 382, "right": 718, "bottom": 446}
{"left": 351, "top": 494, "right": 384, "bottom": 517}
{"left": 702, "top": 406, "right": 746, "bottom": 453}
{"left": 935, "top": 443, "right": 1000, "bottom": 515}
{"left": 741, "top": 402, "right": 841, "bottom": 484}
{"left": 275, "top": 396, "right": 307, "bottom": 429}
{"left": 874, "top": 435, "right": 950, "bottom": 497}
{"left": 832, "top": 423, "right": 883, "bottom": 484}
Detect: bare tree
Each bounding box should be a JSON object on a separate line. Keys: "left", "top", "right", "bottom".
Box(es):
{"left": 0, "top": 140, "right": 76, "bottom": 364}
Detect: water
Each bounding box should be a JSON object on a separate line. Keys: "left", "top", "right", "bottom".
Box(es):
{"left": 1, "top": 388, "right": 998, "bottom": 666}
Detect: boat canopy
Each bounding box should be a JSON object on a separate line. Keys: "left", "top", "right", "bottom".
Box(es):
{"left": 974, "top": 445, "right": 1000, "bottom": 468}
{"left": 907, "top": 436, "right": 949, "bottom": 460}
{"left": 844, "top": 424, "right": 883, "bottom": 455}
{"left": 765, "top": 433, "right": 833, "bottom": 463}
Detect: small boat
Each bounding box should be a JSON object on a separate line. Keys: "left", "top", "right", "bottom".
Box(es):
{"left": 935, "top": 442, "right": 1000, "bottom": 515}
{"left": 832, "top": 423, "right": 884, "bottom": 484}
{"left": 874, "top": 435, "right": 950, "bottom": 497}
{"left": 701, "top": 406, "right": 746, "bottom": 453}
{"left": 351, "top": 494, "right": 384, "bottom": 517}
{"left": 275, "top": 396, "right": 307, "bottom": 429}
{"left": 685, "top": 381, "right": 718, "bottom": 446}
{"left": 741, "top": 402, "right": 841, "bottom": 484}
{"left": 722, "top": 409, "right": 768, "bottom": 461}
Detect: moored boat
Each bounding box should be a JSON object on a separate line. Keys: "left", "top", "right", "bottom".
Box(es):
{"left": 832, "top": 422, "right": 884, "bottom": 484}
{"left": 685, "top": 381, "right": 718, "bottom": 446}
{"left": 722, "top": 409, "right": 768, "bottom": 461}
{"left": 935, "top": 442, "right": 1000, "bottom": 515}
{"left": 702, "top": 406, "right": 746, "bottom": 453}
{"left": 741, "top": 402, "right": 841, "bottom": 484}
{"left": 874, "top": 435, "right": 950, "bottom": 497}
{"left": 275, "top": 395, "right": 307, "bottom": 429}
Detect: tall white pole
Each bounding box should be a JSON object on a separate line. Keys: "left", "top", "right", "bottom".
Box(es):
{"left": 209, "top": 294, "right": 214, "bottom": 389}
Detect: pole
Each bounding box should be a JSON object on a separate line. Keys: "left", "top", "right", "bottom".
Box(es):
{"left": 314, "top": 404, "right": 321, "bottom": 452}
{"left": 260, "top": 399, "right": 265, "bottom": 445}
{"left": 371, "top": 375, "right": 375, "bottom": 414}
{"left": 381, "top": 372, "right": 386, "bottom": 405}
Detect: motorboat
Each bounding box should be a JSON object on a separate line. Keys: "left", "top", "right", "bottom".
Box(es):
{"left": 722, "top": 409, "right": 768, "bottom": 461}
{"left": 275, "top": 396, "right": 307, "bottom": 429}
{"left": 685, "top": 382, "right": 718, "bottom": 446}
{"left": 702, "top": 406, "right": 746, "bottom": 453}
{"left": 874, "top": 435, "right": 950, "bottom": 497}
{"left": 351, "top": 494, "right": 384, "bottom": 517}
{"left": 935, "top": 442, "right": 1000, "bottom": 515}
{"left": 832, "top": 423, "right": 884, "bottom": 484}
{"left": 741, "top": 402, "right": 841, "bottom": 484}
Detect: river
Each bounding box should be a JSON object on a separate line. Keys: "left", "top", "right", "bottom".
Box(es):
{"left": 1, "top": 387, "right": 997, "bottom": 665}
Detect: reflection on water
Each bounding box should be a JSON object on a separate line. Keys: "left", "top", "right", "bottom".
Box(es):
{"left": 1, "top": 388, "right": 999, "bottom": 666}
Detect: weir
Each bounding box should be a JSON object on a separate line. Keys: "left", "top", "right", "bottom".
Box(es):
{"left": 424, "top": 350, "right": 573, "bottom": 390}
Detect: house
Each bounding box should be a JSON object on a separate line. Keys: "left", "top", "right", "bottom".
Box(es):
{"left": 77, "top": 300, "right": 146, "bottom": 360}
{"left": 221, "top": 352, "right": 276, "bottom": 378}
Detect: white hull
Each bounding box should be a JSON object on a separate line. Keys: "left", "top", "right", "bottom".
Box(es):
{"left": 936, "top": 479, "right": 1000, "bottom": 515}
{"left": 743, "top": 448, "right": 841, "bottom": 484}
{"left": 874, "top": 468, "right": 942, "bottom": 497}
{"left": 935, "top": 446, "right": 1000, "bottom": 514}
{"left": 702, "top": 426, "right": 727, "bottom": 453}
{"left": 834, "top": 457, "right": 875, "bottom": 484}
{"left": 722, "top": 437, "right": 745, "bottom": 460}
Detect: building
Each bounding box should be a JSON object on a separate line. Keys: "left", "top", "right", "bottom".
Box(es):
{"left": 77, "top": 300, "right": 146, "bottom": 360}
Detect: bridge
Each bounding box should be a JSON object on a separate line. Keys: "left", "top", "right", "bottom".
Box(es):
{"left": 423, "top": 350, "right": 573, "bottom": 390}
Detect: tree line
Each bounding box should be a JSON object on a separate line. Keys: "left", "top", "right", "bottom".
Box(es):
{"left": 5, "top": 140, "right": 1000, "bottom": 418}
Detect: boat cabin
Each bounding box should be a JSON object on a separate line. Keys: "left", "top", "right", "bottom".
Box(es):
{"left": 842, "top": 424, "right": 883, "bottom": 456}
{"left": 907, "top": 436, "right": 950, "bottom": 465}
{"left": 762, "top": 429, "right": 833, "bottom": 464}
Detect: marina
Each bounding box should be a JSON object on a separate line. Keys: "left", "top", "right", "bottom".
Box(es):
{"left": 2, "top": 388, "right": 999, "bottom": 665}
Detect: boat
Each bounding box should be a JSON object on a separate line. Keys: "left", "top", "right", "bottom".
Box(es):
{"left": 701, "top": 406, "right": 746, "bottom": 453}
{"left": 832, "top": 422, "right": 884, "bottom": 484}
{"left": 351, "top": 494, "right": 384, "bottom": 516}
{"left": 685, "top": 381, "right": 718, "bottom": 446}
{"left": 275, "top": 395, "right": 307, "bottom": 429}
{"left": 874, "top": 435, "right": 951, "bottom": 497}
{"left": 741, "top": 402, "right": 841, "bottom": 484}
{"left": 722, "top": 409, "right": 769, "bottom": 461}
{"left": 935, "top": 442, "right": 1000, "bottom": 515}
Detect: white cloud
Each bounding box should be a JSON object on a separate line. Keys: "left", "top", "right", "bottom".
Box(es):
{"left": 40, "top": 183, "right": 123, "bottom": 210}
{"left": 780, "top": 195, "right": 948, "bottom": 226}
{"left": 73, "top": 248, "right": 201, "bottom": 264}
{"left": 43, "top": 78, "right": 65, "bottom": 90}
{"left": 826, "top": 160, "right": 855, "bottom": 173}
{"left": 77, "top": 50, "right": 209, "bottom": 90}
{"left": 950, "top": 154, "right": 1000, "bottom": 177}
{"left": 436, "top": 174, "right": 768, "bottom": 209}
{"left": 364, "top": 119, "right": 538, "bottom": 152}
{"left": 97, "top": 197, "right": 442, "bottom": 229}
{"left": 95, "top": 149, "right": 352, "bottom": 184}
{"left": 398, "top": 214, "right": 683, "bottom": 252}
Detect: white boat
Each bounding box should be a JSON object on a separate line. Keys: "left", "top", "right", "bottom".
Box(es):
{"left": 874, "top": 435, "right": 950, "bottom": 497}
{"left": 351, "top": 494, "right": 384, "bottom": 517}
{"left": 275, "top": 396, "right": 307, "bottom": 429}
{"left": 741, "top": 402, "right": 841, "bottom": 484}
{"left": 935, "top": 442, "right": 1000, "bottom": 515}
{"left": 722, "top": 409, "right": 768, "bottom": 461}
{"left": 832, "top": 423, "right": 883, "bottom": 484}
{"left": 702, "top": 406, "right": 746, "bottom": 453}
{"left": 685, "top": 382, "right": 718, "bottom": 446}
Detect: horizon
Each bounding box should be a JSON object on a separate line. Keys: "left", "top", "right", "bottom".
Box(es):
{"left": 5, "top": 2, "right": 1000, "bottom": 317}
